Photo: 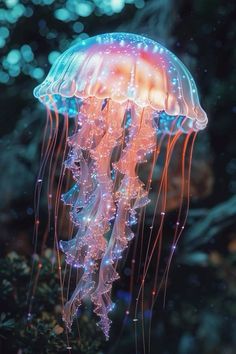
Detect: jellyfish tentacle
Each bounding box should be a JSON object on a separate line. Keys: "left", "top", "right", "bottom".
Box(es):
{"left": 91, "top": 105, "right": 156, "bottom": 338}
{"left": 61, "top": 99, "right": 126, "bottom": 330}
{"left": 61, "top": 118, "right": 106, "bottom": 328}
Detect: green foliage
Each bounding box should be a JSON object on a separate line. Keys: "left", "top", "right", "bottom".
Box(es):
{"left": 0, "top": 252, "right": 104, "bottom": 354}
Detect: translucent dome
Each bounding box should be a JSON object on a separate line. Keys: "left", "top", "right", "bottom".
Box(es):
{"left": 34, "top": 32, "right": 207, "bottom": 130}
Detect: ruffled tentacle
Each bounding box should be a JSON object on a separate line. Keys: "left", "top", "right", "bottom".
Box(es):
{"left": 91, "top": 105, "right": 156, "bottom": 338}
{"left": 60, "top": 99, "right": 125, "bottom": 329}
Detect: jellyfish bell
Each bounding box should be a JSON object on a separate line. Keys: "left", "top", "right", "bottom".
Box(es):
{"left": 33, "top": 33, "right": 207, "bottom": 340}
{"left": 34, "top": 33, "right": 207, "bottom": 128}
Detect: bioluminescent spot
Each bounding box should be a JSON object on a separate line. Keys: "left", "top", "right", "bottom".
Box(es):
{"left": 33, "top": 33, "right": 207, "bottom": 340}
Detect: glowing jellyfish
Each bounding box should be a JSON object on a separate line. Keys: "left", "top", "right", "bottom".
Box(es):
{"left": 33, "top": 33, "right": 207, "bottom": 339}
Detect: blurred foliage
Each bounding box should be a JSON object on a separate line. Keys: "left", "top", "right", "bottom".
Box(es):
{"left": 0, "top": 246, "right": 236, "bottom": 354}
{"left": 0, "top": 252, "right": 105, "bottom": 354}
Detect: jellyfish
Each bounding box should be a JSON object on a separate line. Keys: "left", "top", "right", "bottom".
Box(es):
{"left": 33, "top": 33, "right": 207, "bottom": 340}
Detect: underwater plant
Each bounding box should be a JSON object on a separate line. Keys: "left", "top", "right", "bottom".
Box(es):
{"left": 32, "top": 32, "right": 207, "bottom": 340}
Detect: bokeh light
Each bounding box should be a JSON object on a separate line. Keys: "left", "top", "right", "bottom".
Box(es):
{"left": 0, "top": 0, "right": 143, "bottom": 85}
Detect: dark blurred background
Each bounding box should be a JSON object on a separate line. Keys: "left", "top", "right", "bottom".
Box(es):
{"left": 0, "top": 1, "right": 236, "bottom": 353}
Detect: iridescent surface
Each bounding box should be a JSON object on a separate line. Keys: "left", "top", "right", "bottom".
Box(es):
{"left": 33, "top": 32, "right": 207, "bottom": 339}
{"left": 34, "top": 33, "right": 207, "bottom": 130}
